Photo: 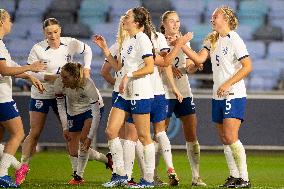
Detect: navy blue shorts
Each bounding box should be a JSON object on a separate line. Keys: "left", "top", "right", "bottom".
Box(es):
{"left": 212, "top": 97, "right": 246, "bottom": 124}
{"left": 0, "top": 101, "right": 20, "bottom": 121}
{"left": 166, "top": 97, "right": 196, "bottom": 118}
{"left": 29, "top": 98, "right": 58, "bottom": 115}
{"left": 150, "top": 95, "right": 167, "bottom": 123}
{"left": 126, "top": 95, "right": 166, "bottom": 124}
{"left": 112, "top": 91, "right": 119, "bottom": 105}
{"left": 68, "top": 107, "right": 104, "bottom": 132}
{"left": 68, "top": 110, "right": 92, "bottom": 132}
{"left": 113, "top": 95, "right": 153, "bottom": 114}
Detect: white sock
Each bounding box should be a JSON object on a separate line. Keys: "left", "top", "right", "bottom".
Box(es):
{"left": 186, "top": 141, "right": 200, "bottom": 179}
{"left": 123, "top": 140, "right": 136, "bottom": 180}
{"left": 0, "top": 144, "right": 21, "bottom": 170}
{"left": 69, "top": 155, "right": 78, "bottom": 173}
{"left": 136, "top": 140, "right": 145, "bottom": 177}
{"left": 0, "top": 144, "right": 4, "bottom": 157}
{"left": 76, "top": 147, "right": 89, "bottom": 178}
{"left": 88, "top": 148, "right": 108, "bottom": 163}
{"left": 21, "top": 155, "right": 31, "bottom": 164}
{"left": 154, "top": 142, "right": 161, "bottom": 177}
{"left": 143, "top": 143, "right": 155, "bottom": 183}
{"left": 230, "top": 140, "right": 249, "bottom": 181}
{"left": 92, "top": 137, "right": 97, "bottom": 150}
{"left": 11, "top": 158, "right": 21, "bottom": 170}
{"left": 156, "top": 131, "right": 174, "bottom": 170}
{"left": 224, "top": 145, "right": 239, "bottom": 178}
{"left": 108, "top": 137, "right": 125, "bottom": 176}
{"left": 0, "top": 153, "right": 14, "bottom": 176}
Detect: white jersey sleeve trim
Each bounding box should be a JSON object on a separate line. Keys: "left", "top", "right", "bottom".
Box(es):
{"left": 82, "top": 44, "right": 92, "bottom": 69}
{"left": 142, "top": 54, "right": 153, "bottom": 59}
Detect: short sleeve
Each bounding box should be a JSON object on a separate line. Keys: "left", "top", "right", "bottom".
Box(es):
{"left": 157, "top": 33, "right": 170, "bottom": 53}
{"left": 27, "top": 46, "right": 39, "bottom": 65}
{"left": 232, "top": 36, "right": 249, "bottom": 61}
{"left": 85, "top": 78, "right": 99, "bottom": 102}
{"left": 137, "top": 34, "right": 153, "bottom": 59}
{"left": 69, "top": 38, "right": 85, "bottom": 54}
{"left": 203, "top": 41, "right": 211, "bottom": 52}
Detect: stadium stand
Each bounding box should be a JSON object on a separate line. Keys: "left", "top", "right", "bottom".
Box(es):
{"left": 1, "top": 0, "right": 284, "bottom": 91}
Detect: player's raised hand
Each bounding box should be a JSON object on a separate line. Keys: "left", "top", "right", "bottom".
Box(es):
{"left": 176, "top": 32, "right": 194, "bottom": 46}
{"left": 92, "top": 34, "right": 108, "bottom": 50}
{"left": 166, "top": 34, "right": 179, "bottom": 46}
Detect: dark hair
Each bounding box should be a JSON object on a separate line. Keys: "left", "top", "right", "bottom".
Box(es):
{"left": 43, "top": 18, "right": 60, "bottom": 29}
{"left": 160, "top": 11, "right": 177, "bottom": 34}
{"left": 132, "top": 7, "right": 155, "bottom": 58}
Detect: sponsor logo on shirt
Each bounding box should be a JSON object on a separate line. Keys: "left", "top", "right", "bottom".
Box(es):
{"left": 222, "top": 47, "right": 228, "bottom": 55}
{"left": 127, "top": 46, "right": 133, "bottom": 54}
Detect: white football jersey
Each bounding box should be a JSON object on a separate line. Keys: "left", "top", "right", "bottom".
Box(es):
{"left": 151, "top": 32, "right": 170, "bottom": 95}
{"left": 120, "top": 31, "right": 154, "bottom": 100}
{"left": 163, "top": 42, "right": 193, "bottom": 99}
{"left": 108, "top": 43, "right": 124, "bottom": 93}
{"left": 54, "top": 77, "right": 102, "bottom": 116}
{"left": 204, "top": 31, "right": 249, "bottom": 100}
{"left": 28, "top": 37, "right": 92, "bottom": 99}
{"left": 0, "top": 40, "right": 20, "bottom": 103}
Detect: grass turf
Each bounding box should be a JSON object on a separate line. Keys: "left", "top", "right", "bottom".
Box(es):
{"left": 13, "top": 150, "right": 284, "bottom": 189}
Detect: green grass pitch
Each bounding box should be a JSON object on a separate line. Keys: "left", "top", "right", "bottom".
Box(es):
{"left": 13, "top": 150, "right": 284, "bottom": 189}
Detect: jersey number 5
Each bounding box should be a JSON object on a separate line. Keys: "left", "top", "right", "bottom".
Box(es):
{"left": 215, "top": 55, "right": 220, "bottom": 66}
{"left": 225, "top": 100, "right": 231, "bottom": 115}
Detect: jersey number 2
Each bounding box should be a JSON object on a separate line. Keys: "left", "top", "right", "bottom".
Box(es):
{"left": 174, "top": 57, "right": 179, "bottom": 68}
{"left": 56, "top": 67, "right": 61, "bottom": 74}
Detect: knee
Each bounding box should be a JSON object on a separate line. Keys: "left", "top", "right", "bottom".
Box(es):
{"left": 138, "top": 134, "right": 152, "bottom": 145}
{"left": 69, "top": 149, "right": 78, "bottom": 157}
{"left": 105, "top": 128, "right": 115, "bottom": 139}
{"left": 11, "top": 128, "right": 25, "bottom": 142}
{"left": 154, "top": 125, "right": 165, "bottom": 135}
{"left": 222, "top": 134, "right": 234, "bottom": 145}
{"left": 18, "top": 130, "right": 25, "bottom": 142}
{"left": 138, "top": 136, "right": 146, "bottom": 145}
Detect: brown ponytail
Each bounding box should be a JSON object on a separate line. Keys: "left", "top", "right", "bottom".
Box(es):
{"left": 132, "top": 7, "right": 156, "bottom": 58}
